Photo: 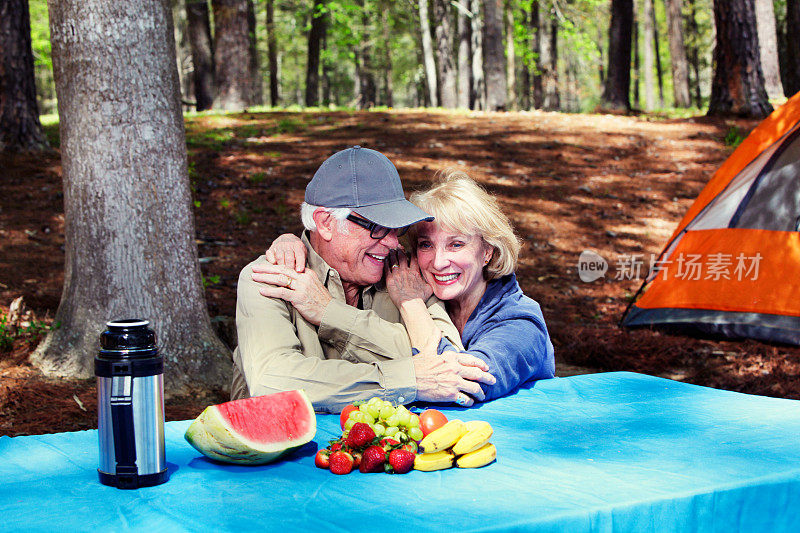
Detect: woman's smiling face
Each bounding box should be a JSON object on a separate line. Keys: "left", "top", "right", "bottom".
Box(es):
{"left": 414, "top": 221, "right": 492, "bottom": 304}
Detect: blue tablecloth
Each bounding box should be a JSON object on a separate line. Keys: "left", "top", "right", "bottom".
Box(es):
{"left": 2, "top": 372, "right": 800, "bottom": 532}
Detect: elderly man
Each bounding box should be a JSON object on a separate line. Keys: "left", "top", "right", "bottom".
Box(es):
{"left": 231, "top": 146, "right": 494, "bottom": 412}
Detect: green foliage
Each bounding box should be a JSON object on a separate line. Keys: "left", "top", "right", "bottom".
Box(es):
{"left": 249, "top": 172, "right": 267, "bottom": 183}
{"left": 723, "top": 126, "right": 746, "bottom": 148}
{"left": 0, "top": 312, "right": 57, "bottom": 353}
{"left": 202, "top": 274, "right": 221, "bottom": 288}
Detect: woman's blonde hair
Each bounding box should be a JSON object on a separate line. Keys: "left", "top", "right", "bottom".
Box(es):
{"left": 408, "top": 170, "right": 520, "bottom": 280}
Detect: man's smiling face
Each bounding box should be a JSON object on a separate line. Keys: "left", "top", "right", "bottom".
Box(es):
{"left": 326, "top": 213, "right": 400, "bottom": 287}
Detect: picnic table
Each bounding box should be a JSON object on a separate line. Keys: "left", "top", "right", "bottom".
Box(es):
{"left": 2, "top": 371, "right": 800, "bottom": 532}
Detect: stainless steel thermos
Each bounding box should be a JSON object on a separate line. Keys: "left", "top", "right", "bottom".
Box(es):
{"left": 96, "top": 319, "right": 167, "bottom": 489}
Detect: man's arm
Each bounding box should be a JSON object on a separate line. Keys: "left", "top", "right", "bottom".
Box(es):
{"left": 235, "top": 259, "right": 417, "bottom": 413}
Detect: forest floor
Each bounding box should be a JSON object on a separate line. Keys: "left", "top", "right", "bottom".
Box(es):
{"left": 3, "top": 108, "right": 800, "bottom": 438}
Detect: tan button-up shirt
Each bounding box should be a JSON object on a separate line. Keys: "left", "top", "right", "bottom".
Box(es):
{"left": 230, "top": 233, "right": 462, "bottom": 413}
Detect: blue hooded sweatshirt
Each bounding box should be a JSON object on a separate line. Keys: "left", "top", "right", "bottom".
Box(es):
{"left": 439, "top": 273, "right": 555, "bottom": 401}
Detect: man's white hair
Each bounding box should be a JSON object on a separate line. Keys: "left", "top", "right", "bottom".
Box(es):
{"left": 300, "top": 202, "right": 351, "bottom": 233}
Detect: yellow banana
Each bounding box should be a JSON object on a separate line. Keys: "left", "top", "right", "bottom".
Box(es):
{"left": 413, "top": 450, "right": 455, "bottom": 471}
{"left": 456, "top": 443, "right": 497, "bottom": 468}
{"left": 418, "top": 419, "right": 467, "bottom": 453}
{"left": 451, "top": 421, "right": 493, "bottom": 455}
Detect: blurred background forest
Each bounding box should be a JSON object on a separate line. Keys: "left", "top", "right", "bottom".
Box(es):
{"left": 24, "top": 0, "right": 800, "bottom": 118}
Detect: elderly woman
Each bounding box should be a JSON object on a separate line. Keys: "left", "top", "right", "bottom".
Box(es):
{"left": 264, "top": 171, "right": 555, "bottom": 403}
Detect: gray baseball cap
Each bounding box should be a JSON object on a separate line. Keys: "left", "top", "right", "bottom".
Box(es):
{"left": 305, "top": 146, "right": 434, "bottom": 229}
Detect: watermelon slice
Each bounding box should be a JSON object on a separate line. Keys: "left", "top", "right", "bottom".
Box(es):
{"left": 184, "top": 389, "right": 316, "bottom": 465}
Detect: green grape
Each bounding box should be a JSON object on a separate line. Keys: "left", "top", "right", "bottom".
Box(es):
{"left": 408, "top": 427, "right": 424, "bottom": 441}
{"left": 408, "top": 414, "right": 420, "bottom": 428}
{"left": 362, "top": 412, "right": 375, "bottom": 425}
{"left": 367, "top": 396, "right": 382, "bottom": 406}
{"left": 352, "top": 411, "right": 367, "bottom": 424}
{"left": 365, "top": 404, "right": 381, "bottom": 419}
{"left": 396, "top": 411, "right": 411, "bottom": 427}
{"left": 372, "top": 423, "right": 386, "bottom": 438}
{"left": 344, "top": 418, "right": 357, "bottom": 430}
{"left": 358, "top": 403, "right": 371, "bottom": 413}
{"left": 349, "top": 410, "right": 360, "bottom": 421}
{"left": 379, "top": 405, "right": 396, "bottom": 420}
{"left": 384, "top": 426, "right": 399, "bottom": 437}
{"left": 395, "top": 430, "right": 408, "bottom": 443}
{"left": 386, "top": 414, "right": 401, "bottom": 427}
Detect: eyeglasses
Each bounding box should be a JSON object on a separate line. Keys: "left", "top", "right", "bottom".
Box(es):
{"left": 346, "top": 214, "right": 409, "bottom": 239}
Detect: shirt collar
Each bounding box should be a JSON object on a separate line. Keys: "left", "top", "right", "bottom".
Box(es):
{"left": 301, "top": 231, "right": 379, "bottom": 304}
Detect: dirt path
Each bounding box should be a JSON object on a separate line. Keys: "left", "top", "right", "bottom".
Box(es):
{"left": 3, "top": 109, "right": 799, "bottom": 437}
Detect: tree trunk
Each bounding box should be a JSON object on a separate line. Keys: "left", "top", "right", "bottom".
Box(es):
{"left": 687, "top": 0, "right": 702, "bottom": 106}
{"left": 601, "top": 0, "right": 633, "bottom": 111}
{"left": 643, "top": 0, "right": 655, "bottom": 110}
{"left": 355, "top": 5, "right": 376, "bottom": 109}
{"left": 531, "top": 0, "right": 543, "bottom": 109}
{"left": 433, "top": 0, "right": 457, "bottom": 108}
{"left": 542, "top": 7, "right": 560, "bottom": 110}
{"left": 173, "top": 2, "right": 193, "bottom": 110}
{"left": 708, "top": 0, "right": 772, "bottom": 118}
{"left": 753, "top": 0, "right": 783, "bottom": 99}
{"left": 651, "top": 1, "right": 665, "bottom": 107}
{"left": 664, "top": 0, "right": 691, "bottom": 107}
{"left": 246, "top": 0, "right": 262, "bottom": 105}
{"left": 784, "top": 0, "right": 800, "bottom": 96}
{"left": 418, "top": 0, "right": 438, "bottom": 107}
{"left": 266, "top": 0, "right": 279, "bottom": 106}
{"left": 505, "top": 1, "right": 517, "bottom": 110}
{"left": 470, "top": 0, "right": 485, "bottom": 109}
{"left": 212, "top": 0, "right": 258, "bottom": 110}
{"left": 457, "top": 1, "right": 472, "bottom": 108}
{"left": 305, "top": 0, "right": 325, "bottom": 107}
{"left": 39, "top": 0, "right": 231, "bottom": 392}
{"left": 186, "top": 0, "right": 215, "bottom": 111}
{"left": 483, "top": 0, "right": 507, "bottom": 111}
{"left": 0, "top": 0, "right": 48, "bottom": 152}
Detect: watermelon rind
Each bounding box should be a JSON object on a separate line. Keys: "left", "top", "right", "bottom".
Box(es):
{"left": 184, "top": 389, "right": 316, "bottom": 465}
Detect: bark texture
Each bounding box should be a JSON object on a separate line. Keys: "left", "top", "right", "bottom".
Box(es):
{"left": 601, "top": 0, "right": 633, "bottom": 111}
{"left": 266, "top": 0, "right": 279, "bottom": 106}
{"left": 470, "top": 0, "right": 485, "bottom": 109}
{"left": 434, "top": 0, "right": 458, "bottom": 108}
{"left": 784, "top": 0, "right": 800, "bottom": 96}
{"left": 505, "top": 2, "right": 516, "bottom": 110}
{"left": 305, "top": 0, "right": 326, "bottom": 107}
{"left": 38, "top": 0, "right": 231, "bottom": 392}
{"left": 483, "top": 0, "right": 507, "bottom": 111}
{"left": 643, "top": 0, "right": 655, "bottom": 110}
{"left": 186, "top": 0, "right": 215, "bottom": 111}
{"left": 541, "top": 7, "right": 559, "bottom": 110}
{"left": 753, "top": 0, "right": 783, "bottom": 99}
{"left": 664, "top": 0, "right": 691, "bottom": 107}
{"left": 457, "top": 2, "right": 472, "bottom": 108}
{"left": 212, "top": 0, "right": 259, "bottom": 110}
{"left": 0, "top": 0, "right": 48, "bottom": 152}
{"left": 419, "top": 0, "right": 438, "bottom": 107}
{"left": 708, "top": 0, "right": 772, "bottom": 118}
{"left": 530, "top": 0, "right": 543, "bottom": 109}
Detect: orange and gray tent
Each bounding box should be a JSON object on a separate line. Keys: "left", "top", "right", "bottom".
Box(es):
{"left": 622, "top": 92, "right": 800, "bottom": 344}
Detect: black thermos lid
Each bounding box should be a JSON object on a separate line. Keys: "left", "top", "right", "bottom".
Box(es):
{"left": 95, "top": 319, "right": 163, "bottom": 377}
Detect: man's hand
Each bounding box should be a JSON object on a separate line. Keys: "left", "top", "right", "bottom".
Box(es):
{"left": 412, "top": 350, "right": 496, "bottom": 407}
{"left": 265, "top": 233, "right": 306, "bottom": 273}
{"left": 385, "top": 249, "right": 433, "bottom": 306}
{"left": 252, "top": 263, "right": 332, "bottom": 326}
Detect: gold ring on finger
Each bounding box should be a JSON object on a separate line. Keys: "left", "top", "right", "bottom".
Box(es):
{"left": 286, "top": 276, "right": 293, "bottom": 289}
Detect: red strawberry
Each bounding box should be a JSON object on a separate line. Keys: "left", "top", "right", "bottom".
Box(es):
{"left": 346, "top": 422, "right": 376, "bottom": 449}
{"left": 388, "top": 449, "right": 416, "bottom": 474}
{"left": 329, "top": 451, "right": 354, "bottom": 475}
{"left": 351, "top": 451, "right": 362, "bottom": 468}
{"left": 359, "top": 445, "right": 386, "bottom": 473}
{"left": 329, "top": 440, "right": 343, "bottom": 453}
{"left": 314, "top": 449, "right": 330, "bottom": 469}
{"left": 400, "top": 442, "right": 417, "bottom": 454}
{"left": 379, "top": 437, "right": 400, "bottom": 450}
